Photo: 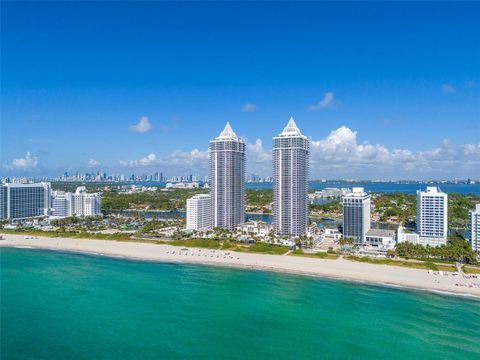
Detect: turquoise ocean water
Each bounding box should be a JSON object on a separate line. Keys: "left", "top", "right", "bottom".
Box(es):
{"left": 1, "top": 248, "right": 479, "bottom": 359}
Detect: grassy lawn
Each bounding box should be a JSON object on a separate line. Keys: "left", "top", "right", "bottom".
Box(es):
{"left": 344, "top": 255, "right": 456, "bottom": 272}
{"left": 410, "top": 257, "right": 456, "bottom": 265}
{"left": 462, "top": 265, "right": 480, "bottom": 274}
{"left": 436, "top": 264, "right": 458, "bottom": 272}
{"left": 145, "top": 238, "right": 289, "bottom": 255}
{"left": 244, "top": 243, "right": 289, "bottom": 255}
{"left": 289, "top": 249, "right": 339, "bottom": 260}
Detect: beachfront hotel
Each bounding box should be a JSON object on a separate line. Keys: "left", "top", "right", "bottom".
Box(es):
{"left": 70, "top": 186, "right": 102, "bottom": 217}
{"left": 0, "top": 182, "right": 51, "bottom": 220}
{"left": 273, "top": 117, "right": 310, "bottom": 236}
{"left": 186, "top": 194, "right": 212, "bottom": 231}
{"left": 210, "top": 122, "right": 246, "bottom": 230}
{"left": 468, "top": 204, "right": 480, "bottom": 252}
{"left": 342, "top": 187, "right": 371, "bottom": 243}
{"left": 416, "top": 187, "right": 448, "bottom": 247}
{"left": 51, "top": 186, "right": 102, "bottom": 217}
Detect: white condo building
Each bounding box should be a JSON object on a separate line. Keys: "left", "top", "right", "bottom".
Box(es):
{"left": 210, "top": 122, "right": 246, "bottom": 230}
{"left": 51, "top": 191, "right": 68, "bottom": 217}
{"left": 273, "top": 117, "right": 309, "bottom": 236}
{"left": 416, "top": 187, "right": 448, "bottom": 246}
{"left": 186, "top": 194, "right": 212, "bottom": 231}
{"left": 51, "top": 186, "right": 101, "bottom": 217}
{"left": 468, "top": 204, "right": 480, "bottom": 252}
{"left": 0, "top": 182, "right": 51, "bottom": 220}
{"left": 342, "top": 187, "right": 371, "bottom": 243}
{"left": 82, "top": 193, "right": 102, "bottom": 216}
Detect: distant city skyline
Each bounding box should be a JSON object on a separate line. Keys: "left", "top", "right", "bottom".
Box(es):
{"left": 2, "top": 2, "right": 479, "bottom": 179}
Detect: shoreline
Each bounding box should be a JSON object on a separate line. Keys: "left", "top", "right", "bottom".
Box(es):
{"left": 17, "top": 247, "right": 480, "bottom": 300}
{"left": 1, "top": 233, "right": 480, "bottom": 298}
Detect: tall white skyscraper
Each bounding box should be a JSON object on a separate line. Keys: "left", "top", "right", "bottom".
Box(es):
{"left": 342, "top": 187, "right": 371, "bottom": 243}
{"left": 210, "top": 122, "right": 246, "bottom": 230}
{"left": 468, "top": 204, "right": 480, "bottom": 252}
{"left": 273, "top": 117, "right": 309, "bottom": 236}
{"left": 186, "top": 194, "right": 212, "bottom": 231}
{"left": 416, "top": 187, "right": 448, "bottom": 246}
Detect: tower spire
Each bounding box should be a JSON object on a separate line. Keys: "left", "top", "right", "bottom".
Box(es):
{"left": 217, "top": 122, "right": 238, "bottom": 140}
{"left": 280, "top": 116, "right": 302, "bottom": 136}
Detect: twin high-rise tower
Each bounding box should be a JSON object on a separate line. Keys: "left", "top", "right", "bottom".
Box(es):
{"left": 210, "top": 122, "right": 246, "bottom": 230}
{"left": 273, "top": 117, "right": 310, "bottom": 236}
{"left": 209, "top": 118, "right": 310, "bottom": 236}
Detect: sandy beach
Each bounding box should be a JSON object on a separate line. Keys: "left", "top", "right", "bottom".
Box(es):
{"left": 1, "top": 233, "right": 479, "bottom": 298}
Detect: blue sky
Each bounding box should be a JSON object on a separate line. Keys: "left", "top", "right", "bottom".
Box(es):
{"left": 2, "top": 1, "right": 479, "bottom": 179}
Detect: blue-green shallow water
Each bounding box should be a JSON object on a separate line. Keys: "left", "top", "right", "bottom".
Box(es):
{"left": 1, "top": 248, "right": 479, "bottom": 359}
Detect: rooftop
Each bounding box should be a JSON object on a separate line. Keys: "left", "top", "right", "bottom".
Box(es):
{"left": 366, "top": 229, "right": 396, "bottom": 238}
{"left": 215, "top": 122, "right": 238, "bottom": 140}
{"left": 417, "top": 186, "right": 447, "bottom": 196}
{"left": 422, "top": 186, "right": 444, "bottom": 194}
{"left": 190, "top": 194, "right": 211, "bottom": 199}
{"left": 343, "top": 187, "right": 369, "bottom": 198}
{"left": 276, "top": 117, "right": 306, "bottom": 138}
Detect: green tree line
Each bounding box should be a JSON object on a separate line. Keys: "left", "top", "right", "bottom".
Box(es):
{"left": 395, "top": 235, "right": 477, "bottom": 264}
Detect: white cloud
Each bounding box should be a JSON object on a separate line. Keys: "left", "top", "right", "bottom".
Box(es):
{"left": 247, "top": 139, "right": 271, "bottom": 162}
{"left": 117, "top": 127, "right": 480, "bottom": 179}
{"left": 88, "top": 159, "right": 100, "bottom": 167}
{"left": 246, "top": 139, "right": 271, "bottom": 174}
{"left": 7, "top": 152, "right": 39, "bottom": 170}
{"left": 441, "top": 84, "right": 456, "bottom": 94}
{"left": 308, "top": 92, "right": 335, "bottom": 111}
{"left": 120, "top": 153, "right": 157, "bottom": 167}
{"left": 309, "top": 126, "right": 480, "bottom": 178}
{"left": 310, "top": 127, "right": 391, "bottom": 168}
{"left": 159, "top": 149, "right": 209, "bottom": 168}
{"left": 129, "top": 116, "right": 152, "bottom": 133}
{"left": 242, "top": 103, "right": 257, "bottom": 112}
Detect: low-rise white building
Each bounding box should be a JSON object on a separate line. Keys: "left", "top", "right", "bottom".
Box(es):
{"left": 122, "top": 185, "right": 158, "bottom": 194}
{"left": 365, "top": 228, "right": 396, "bottom": 247}
{"left": 186, "top": 194, "right": 212, "bottom": 231}
{"left": 166, "top": 182, "right": 199, "bottom": 189}
{"left": 397, "top": 226, "right": 420, "bottom": 245}
{"left": 418, "top": 236, "right": 448, "bottom": 247}
{"left": 324, "top": 228, "right": 342, "bottom": 241}
{"left": 237, "top": 221, "right": 273, "bottom": 237}
{"left": 309, "top": 188, "right": 351, "bottom": 202}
